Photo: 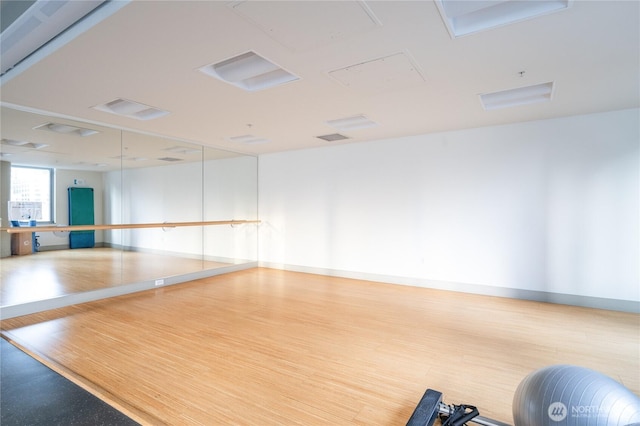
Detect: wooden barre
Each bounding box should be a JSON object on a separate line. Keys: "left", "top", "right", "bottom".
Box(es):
{"left": 1, "top": 220, "right": 260, "bottom": 234}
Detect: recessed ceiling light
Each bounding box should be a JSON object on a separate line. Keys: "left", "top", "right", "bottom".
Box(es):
{"left": 1, "top": 138, "right": 48, "bottom": 149}
{"left": 2, "top": 139, "right": 26, "bottom": 146}
{"left": 199, "top": 51, "right": 299, "bottom": 92}
{"left": 165, "top": 146, "right": 202, "bottom": 155}
{"left": 92, "top": 98, "right": 169, "bottom": 120}
{"left": 480, "top": 82, "right": 554, "bottom": 110}
{"left": 326, "top": 115, "right": 378, "bottom": 131}
{"left": 316, "top": 133, "right": 350, "bottom": 142}
{"left": 77, "top": 161, "right": 110, "bottom": 168}
{"left": 435, "top": 0, "right": 571, "bottom": 38}
{"left": 34, "top": 122, "right": 99, "bottom": 136}
{"left": 226, "top": 134, "right": 270, "bottom": 145}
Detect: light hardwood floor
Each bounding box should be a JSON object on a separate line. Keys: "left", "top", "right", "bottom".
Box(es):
{"left": 2, "top": 268, "right": 638, "bottom": 425}
{"left": 0, "top": 248, "right": 230, "bottom": 306}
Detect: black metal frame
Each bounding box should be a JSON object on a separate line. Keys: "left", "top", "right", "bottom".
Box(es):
{"left": 406, "top": 388, "right": 512, "bottom": 426}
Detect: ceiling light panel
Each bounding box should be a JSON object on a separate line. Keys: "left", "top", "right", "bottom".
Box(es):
{"left": 226, "top": 134, "right": 270, "bottom": 145}
{"left": 33, "top": 122, "right": 99, "bottom": 136}
{"left": 436, "top": 0, "right": 571, "bottom": 38}
{"left": 326, "top": 115, "right": 378, "bottom": 131}
{"left": 92, "top": 98, "right": 169, "bottom": 120}
{"left": 480, "top": 81, "right": 554, "bottom": 110}
{"left": 199, "top": 51, "right": 299, "bottom": 92}
{"left": 1, "top": 138, "right": 48, "bottom": 149}
{"left": 165, "top": 146, "right": 202, "bottom": 155}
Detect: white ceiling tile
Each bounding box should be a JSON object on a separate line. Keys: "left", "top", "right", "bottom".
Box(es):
{"left": 228, "top": 0, "right": 381, "bottom": 52}
{"left": 328, "top": 52, "right": 426, "bottom": 94}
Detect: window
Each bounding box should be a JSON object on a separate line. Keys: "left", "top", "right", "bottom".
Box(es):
{"left": 10, "top": 166, "right": 54, "bottom": 223}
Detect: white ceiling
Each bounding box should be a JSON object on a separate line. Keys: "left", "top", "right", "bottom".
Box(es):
{"left": 1, "top": 0, "right": 638, "bottom": 157}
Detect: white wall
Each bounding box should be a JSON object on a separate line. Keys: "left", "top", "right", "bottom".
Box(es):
{"left": 122, "top": 160, "right": 204, "bottom": 255}
{"left": 103, "top": 156, "right": 258, "bottom": 262}
{"left": 203, "top": 155, "right": 258, "bottom": 262}
{"left": 258, "top": 109, "right": 639, "bottom": 306}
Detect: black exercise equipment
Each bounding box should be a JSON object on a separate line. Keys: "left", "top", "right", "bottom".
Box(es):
{"left": 407, "top": 388, "right": 511, "bottom": 426}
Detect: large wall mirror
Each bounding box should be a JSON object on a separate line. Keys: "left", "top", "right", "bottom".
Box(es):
{"left": 0, "top": 105, "right": 258, "bottom": 318}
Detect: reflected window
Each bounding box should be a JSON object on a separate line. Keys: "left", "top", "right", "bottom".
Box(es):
{"left": 10, "top": 166, "right": 54, "bottom": 223}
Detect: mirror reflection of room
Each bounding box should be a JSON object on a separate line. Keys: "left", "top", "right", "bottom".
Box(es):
{"left": 0, "top": 106, "right": 258, "bottom": 311}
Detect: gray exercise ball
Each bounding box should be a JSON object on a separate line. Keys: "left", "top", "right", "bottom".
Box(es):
{"left": 513, "top": 365, "right": 640, "bottom": 426}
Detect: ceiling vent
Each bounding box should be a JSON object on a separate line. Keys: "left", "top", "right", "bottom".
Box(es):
{"left": 33, "top": 122, "right": 99, "bottom": 136}
{"left": 480, "top": 82, "right": 554, "bottom": 110}
{"left": 157, "top": 157, "right": 183, "bottom": 162}
{"left": 326, "top": 115, "right": 378, "bottom": 131}
{"left": 92, "top": 98, "right": 170, "bottom": 120}
{"left": 435, "top": 0, "right": 571, "bottom": 38}
{"left": 199, "top": 51, "right": 299, "bottom": 92}
{"left": 316, "top": 133, "right": 350, "bottom": 142}
{"left": 226, "top": 135, "right": 270, "bottom": 145}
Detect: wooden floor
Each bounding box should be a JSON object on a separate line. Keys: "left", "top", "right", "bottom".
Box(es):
{"left": 2, "top": 268, "right": 638, "bottom": 425}
{"left": 0, "top": 248, "right": 229, "bottom": 306}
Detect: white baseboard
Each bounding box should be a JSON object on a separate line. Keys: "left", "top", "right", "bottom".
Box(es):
{"left": 258, "top": 262, "right": 640, "bottom": 314}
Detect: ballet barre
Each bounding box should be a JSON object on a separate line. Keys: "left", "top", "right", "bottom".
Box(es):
{"left": 1, "top": 220, "right": 260, "bottom": 233}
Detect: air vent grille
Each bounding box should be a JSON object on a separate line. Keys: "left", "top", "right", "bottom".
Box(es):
{"left": 316, "top": 133, "right": 349, "bottom": 142}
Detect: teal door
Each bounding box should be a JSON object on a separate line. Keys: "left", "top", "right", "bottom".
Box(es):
{"left": 68, "top": 187, "right": 95, "bottom": 249}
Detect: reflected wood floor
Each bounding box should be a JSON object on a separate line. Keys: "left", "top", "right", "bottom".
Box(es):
{"left": 2, "top": 268, "right": 639, "bottom": 425}
{"left": 0, "top": 248, "right": 230, "bottom": 306}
